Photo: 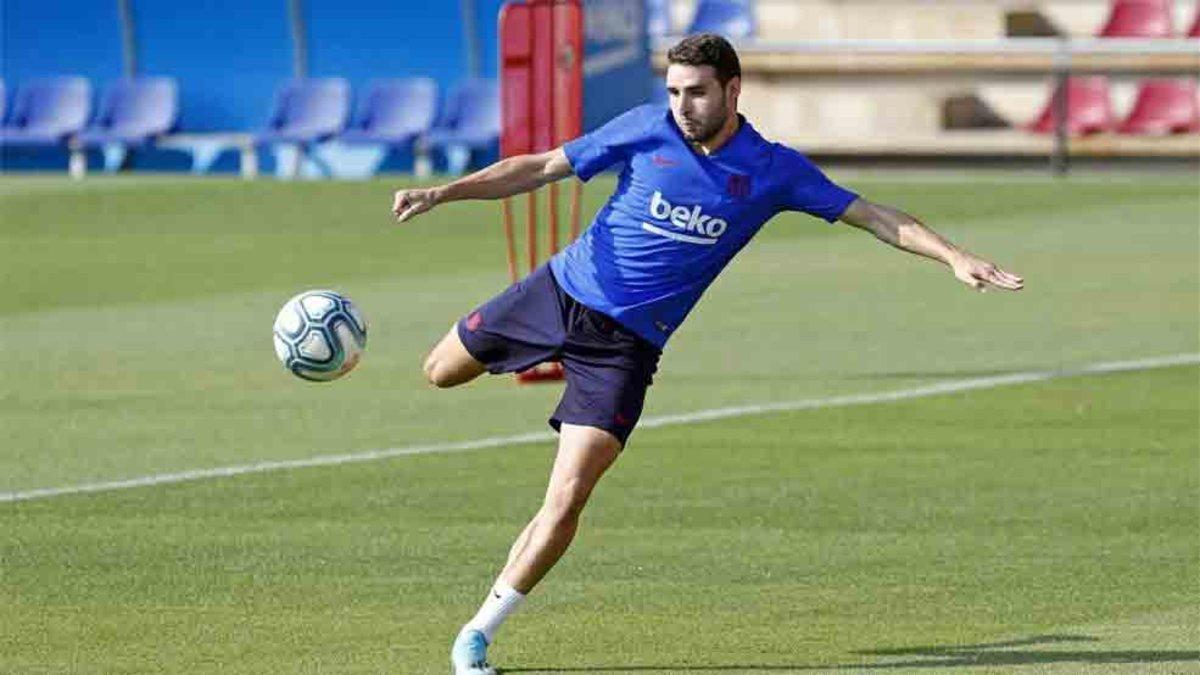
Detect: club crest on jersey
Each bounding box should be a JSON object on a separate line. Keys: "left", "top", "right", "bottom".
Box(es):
{"left": 644, "top": 191, "right": 728, "bottom": 245}
{"left": 727, "top": 174, "right": 751, "bottom": 198}
{"left": 466, "top": 311, "right": 483, "bottom": 331}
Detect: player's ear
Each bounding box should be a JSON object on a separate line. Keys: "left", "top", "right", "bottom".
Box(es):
{"left": 726, "top": 76, "right": 741, "bottom": 102}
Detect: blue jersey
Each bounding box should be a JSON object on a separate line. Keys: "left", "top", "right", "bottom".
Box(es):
{"left": 550, "top": 104, "right": 858, "bottom": 350}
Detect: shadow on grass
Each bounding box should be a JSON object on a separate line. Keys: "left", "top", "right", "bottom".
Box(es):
{"left": 500, "top": 634, "right": 1200, "bottom": 673}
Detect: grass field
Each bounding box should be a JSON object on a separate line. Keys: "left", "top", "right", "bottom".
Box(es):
{"left": 1, "top": 172, "right": 1197, "bottom": 673}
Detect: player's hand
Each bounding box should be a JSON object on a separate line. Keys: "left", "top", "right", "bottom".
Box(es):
{"left": 392, "top": 187, "right": 440, "bottom": 223}
{"left": 950, "top": 252, "right": 1024, "bottom": 292}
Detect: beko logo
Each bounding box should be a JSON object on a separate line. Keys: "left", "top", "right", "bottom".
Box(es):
{"left": 643, "top": 190, "right": 728, "bottom": 245}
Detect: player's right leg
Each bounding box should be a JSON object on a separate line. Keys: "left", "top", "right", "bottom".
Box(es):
{"left": 437, "top": 264, "right": 569, "bottom": 673}
{"left": 423, "top": 324, "right": 487, "bottom": 388}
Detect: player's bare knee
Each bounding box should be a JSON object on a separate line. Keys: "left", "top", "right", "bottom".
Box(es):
{"left": 421, "top": 353, "right": 438, "bottom": 385}
{"left": 422, "top": 354, "right": 455, "bottom": 388}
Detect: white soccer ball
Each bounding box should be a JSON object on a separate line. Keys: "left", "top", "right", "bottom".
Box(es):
{"left": 272, "top": 290, "right": 367, "bottom": 382}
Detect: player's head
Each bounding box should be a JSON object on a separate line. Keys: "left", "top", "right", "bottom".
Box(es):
{"left": 664, "top": 33, "right": 742, "bottom": 144}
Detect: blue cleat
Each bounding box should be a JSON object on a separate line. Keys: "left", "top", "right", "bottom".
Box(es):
{"left": 450, "top": 629, "right": 496, "bottom": 675}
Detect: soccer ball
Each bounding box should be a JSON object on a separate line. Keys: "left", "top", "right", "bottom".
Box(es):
{"left": 272, "top": 290, "right": 367, "bottom": 382}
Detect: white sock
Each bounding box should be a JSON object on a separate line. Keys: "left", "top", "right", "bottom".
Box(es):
{"left": 463, "top": 580, "right": 526, "bottom": 643}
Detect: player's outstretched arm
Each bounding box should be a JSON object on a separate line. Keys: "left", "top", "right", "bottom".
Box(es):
{"left": 392, "top": 148, "right": 574, "bottom": 223}
{"left": 838, "top": 198, "right": 1024, "bottom": 292}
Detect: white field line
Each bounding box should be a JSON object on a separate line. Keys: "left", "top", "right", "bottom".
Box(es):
{"left": 2, "top": 353, "right": 1196, "bottom": 505}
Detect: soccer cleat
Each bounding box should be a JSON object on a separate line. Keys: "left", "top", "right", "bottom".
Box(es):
{"left": 450, "top": 629, "right": 496, "bottom": 675}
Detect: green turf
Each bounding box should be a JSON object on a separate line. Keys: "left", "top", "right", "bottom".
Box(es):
{"left": 0, "top": 174, "right": 1196, "bottom": 490}
{"left": 0, "top": 173, "right": 1197, "bottom": 672}
{"left": 2, "top": 367, "right": 1196, "bottom": 673}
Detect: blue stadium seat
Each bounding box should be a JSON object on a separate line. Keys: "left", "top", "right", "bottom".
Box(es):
{"left": 76, "top": 78, "right": 178, "bottom": 147}
{"left": 0, "top": 77, "right": 92, "bottom": 146}
{"left": 0, "top": 80, "right": 7, "bottom": 124}
{"left": 255, "top": 78, "right": 350, "bottom": 145}
{"left": 74, "top": 78, "right": 178, "bottom": 172}
{"left": 687, "top": 0, "right": 757, "bottom": 38}
{"left": 423, "top": 79, "right": 499, "bottom": 174}
{"left": 338, "top": 78, "right": 437, "bottom": 147}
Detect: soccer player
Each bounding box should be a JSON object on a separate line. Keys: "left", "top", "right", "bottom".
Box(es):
{"left": 392, "top": 34, "right": 1023, "bottom": 674}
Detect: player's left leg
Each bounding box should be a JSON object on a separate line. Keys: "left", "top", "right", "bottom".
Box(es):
{"left": 422, "top": 324, "right": 487, "bottom": 388}
{"left": 451, "top": 424, "right": 621, "bottom": 674}
{"left": 430, "top": 264, "right": 567, "bottom": 392}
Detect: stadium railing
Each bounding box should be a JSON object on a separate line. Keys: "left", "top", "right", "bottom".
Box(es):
{"left": 652, "top": 37, "right": 1200, "bottom": 173}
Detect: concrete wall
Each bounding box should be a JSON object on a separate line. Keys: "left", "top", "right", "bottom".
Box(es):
{"left": 1, "top": 0, "right": 125, "bottom": 87}
{"left": 666, "top": 0, "right": 1198, "bottom": 39}
{"left": 135, "top": 1, "right": 293, "bottom": 132}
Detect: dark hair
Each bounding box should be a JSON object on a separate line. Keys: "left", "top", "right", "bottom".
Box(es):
{"left": 666, "top": 33, "right": 742, "bottom": 86}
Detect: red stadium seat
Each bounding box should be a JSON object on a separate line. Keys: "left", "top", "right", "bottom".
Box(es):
{"left": 1188, "top": 4, "right": 1200, "bottom": 37}
{"left": 1119, "top": 79, "right": 1200, "bottom": 134}
{"left": 1028, "top": 77, "right": 1117, "bottom": 135}
{"left": 1098, "top": 0, "right": 1174, "bottom": 37}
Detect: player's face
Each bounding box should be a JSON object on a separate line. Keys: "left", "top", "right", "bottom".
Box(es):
{"left": 665, "top": 64, "right": 739, "bottom": 144}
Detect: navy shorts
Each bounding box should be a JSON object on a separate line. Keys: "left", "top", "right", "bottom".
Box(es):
{"left": 455, "top": 264, "right": 661, "bottom": 446}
